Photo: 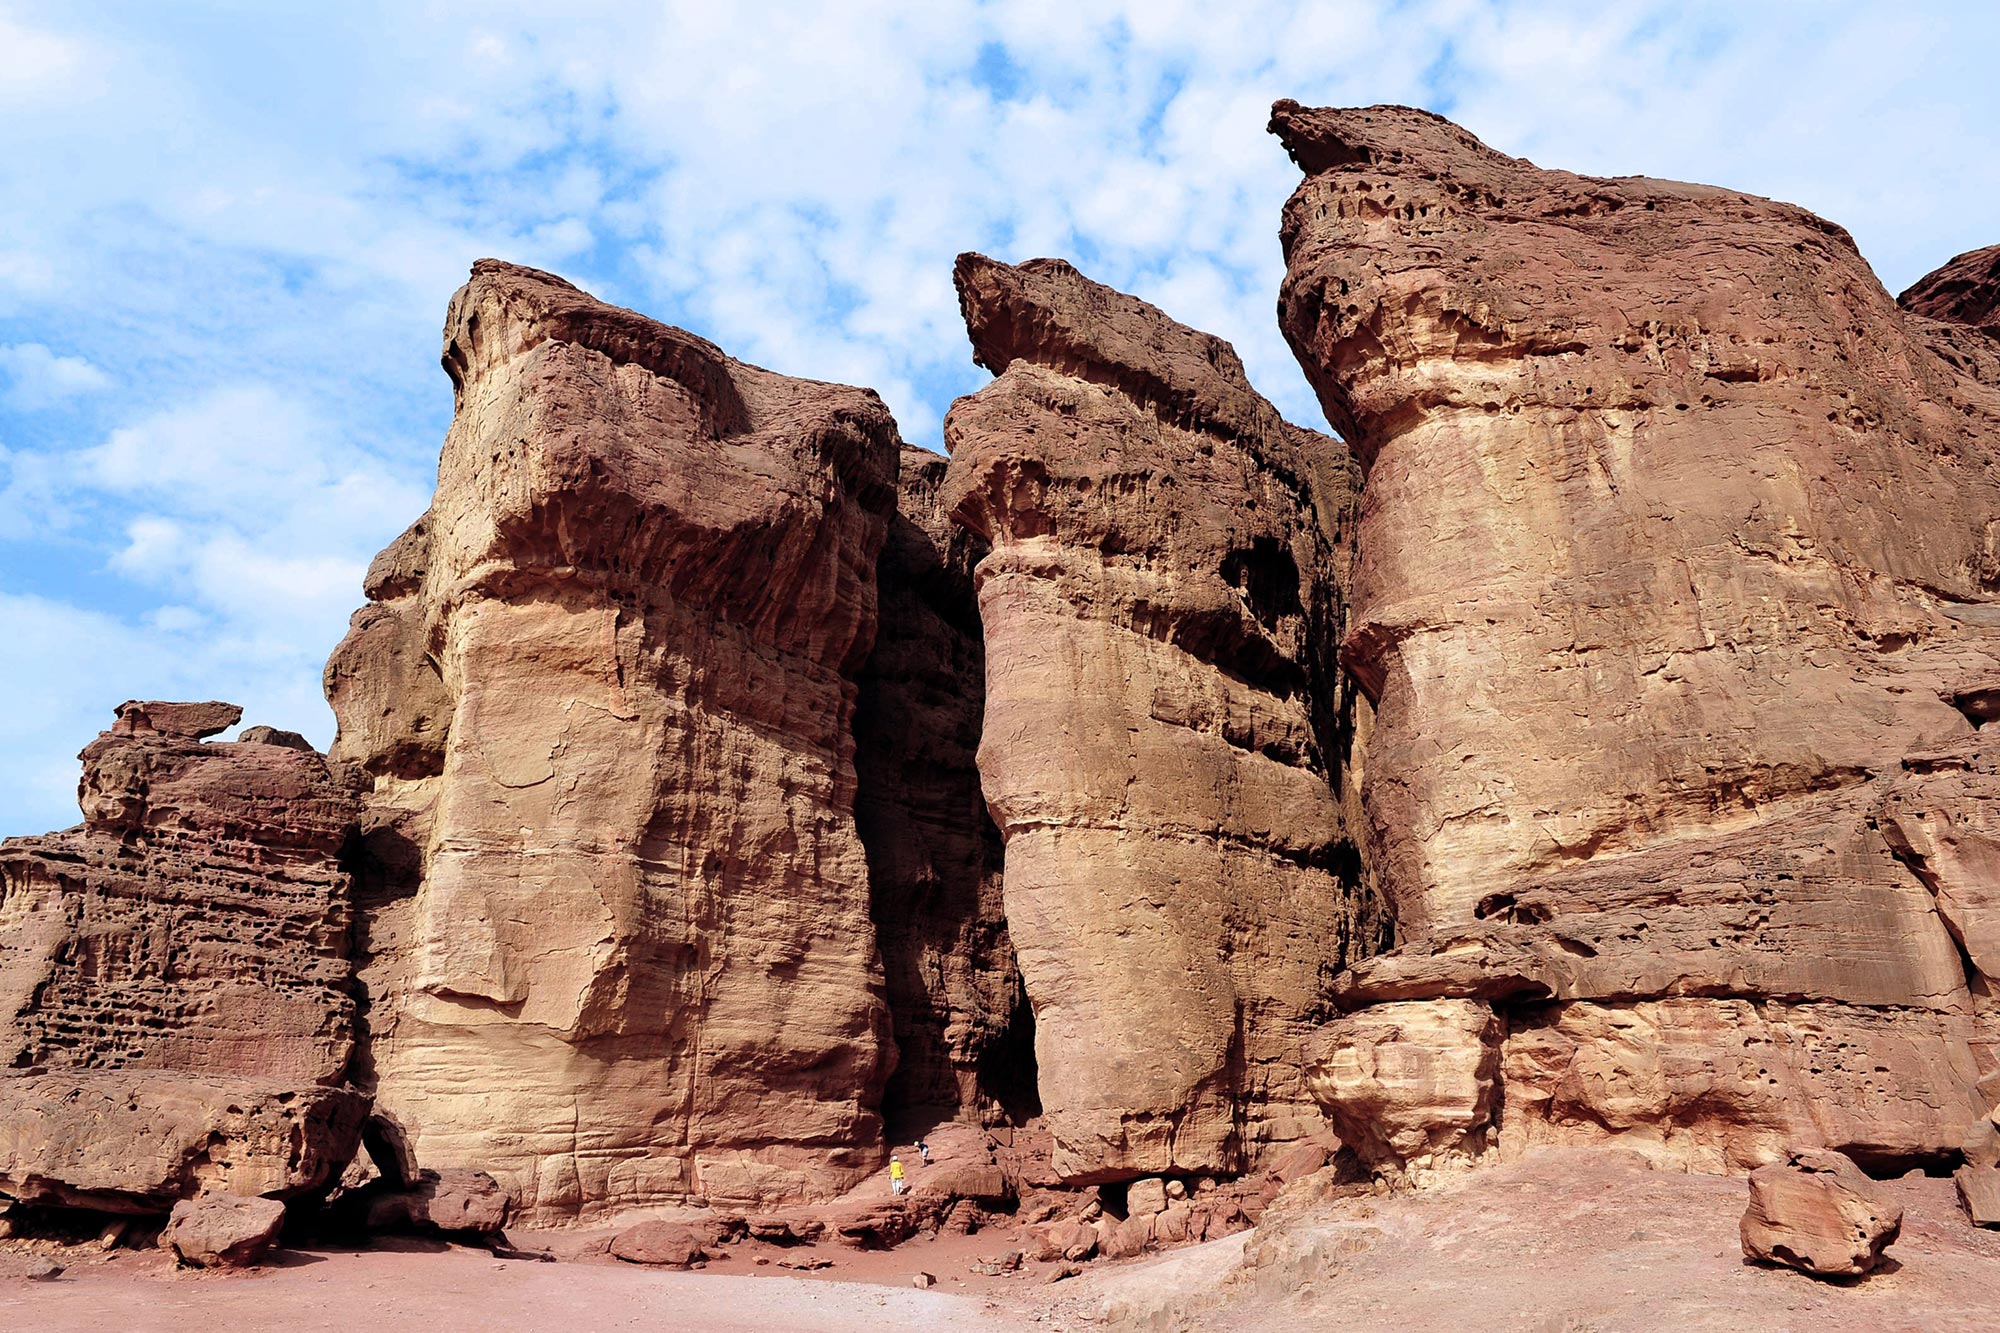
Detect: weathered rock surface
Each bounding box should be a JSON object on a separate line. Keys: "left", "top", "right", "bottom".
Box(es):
{"left": 943, "top": 252, "right": 1385, "bottom": 1184}
{"left": 1740, "top": 1149, "right": 1902, "bottom": 1277}
{"left": 1900, "top": 243, "right": 2000, "bottom": 339}
{"left": 608, "top": 1220, "right": 711, "bottom": 1267}
{"left": 856, "top": 444, "right": 1036, "bottom": 1126}
{"left": 356, "top": 1168, "right": 510, "bottom": 1235}
{"left": 0, "top": 703, "right": 366, "bottom": 1212}
{"left": 328, "top": 260, "right": 901, "bottom": 1221}
{"left": 1305, "top": 1000, "right": 1499, "bottom": 1173}
{"left": 162, "top": 1193, "right": 288, "bottom": 1269}
{"left": 1272, "top": 102, "right": 2000, "bottom": 1170}
{"left": 0, "top": 1072, "right": 366, "bottom": 1213}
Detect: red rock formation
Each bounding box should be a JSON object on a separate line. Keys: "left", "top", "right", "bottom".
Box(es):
{"left": 856, "top": 445, "right": 1036, "bottom": 1127}
{"left": 0, "top": 701, "right": 366, "bottom": 1211}
{"left": 943, "top": 253, "right": 1385, "bottom": 1183}
{"left": 1901, "top": 244, "right": 2000, "bottom": 340}
{"left": 1272, "top": 102, "right": 2000, "bottom": 1171}
{"left": 328, "top": 261, "right": 901, "bottom": 1221}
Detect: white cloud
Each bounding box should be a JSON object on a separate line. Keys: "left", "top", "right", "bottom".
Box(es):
{"left": 0, "top": 342, "right": 109, "bottom": 410}
{"left": 0, "top": 0, "right": 1996, "bottom": 835}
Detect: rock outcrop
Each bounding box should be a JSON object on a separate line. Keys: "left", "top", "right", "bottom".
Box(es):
{"left": 0, "top": 702, "right": 366, "bottom": 1212}
{"left": 1901, "top": 244, "right": 2000, "bottom": 340}
{"left": 1740, "top": 1149, "right": 1902, "bottom": 1277}
{"left": 328, "top": 260, "right": 902, "bottom": 1222}
{"left": 1273, "top": 102, "right": 2000, "bottom": 1172}
{"left": 856, "top": 445, "right": 1036, "bottom": 1127}
{"left": 942, "top": 253, "right": 1385, "bottom": 1183}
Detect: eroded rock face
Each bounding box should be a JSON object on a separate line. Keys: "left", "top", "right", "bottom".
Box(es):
{"left": 942, "top": 253, "right": 1385, "bottom": 1183}
{"left": 856, "top": 445, "right": 1036, "bottom": 1127}
{"left": 1901, "top": 244, "right": 2000, "bottom": 340}
{"left": 329, "top": 260, "right": 901, "bottom": 1221}
{"left": 1741, "top": 1149, "right": 1902, "bottom": 1277}
{"left": 1272, "top": 102, "right": 2000, "bottom": 1171}
{"left": 0, "top": 703, "right": 366, "bottom": 1212}
{"left": 1305, "top": 999, "right": 1499, "bottom": 1173}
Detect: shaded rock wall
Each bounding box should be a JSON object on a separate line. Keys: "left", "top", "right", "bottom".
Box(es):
{"left": 1901, "top": 243, "right": 2000, "bottom": 340}
{"left": 0, "top": 701, "right": 366, "bottom": 1210}
{"left": 856, "top": 445, "right": 1037, "bottom": 1128}
{"left": 942, "top": 253, "right": 1386, "bottom": 1184}
{"left": 1272, "top": 102, "right": 2000, "bottom": 1171}
{"left": 328, "top": 261, "right": 901, "bottom": 1221}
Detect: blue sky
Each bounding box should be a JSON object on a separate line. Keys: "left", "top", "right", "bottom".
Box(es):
{"left": 3, "top": 0, "right": 1998, "bottom": 834}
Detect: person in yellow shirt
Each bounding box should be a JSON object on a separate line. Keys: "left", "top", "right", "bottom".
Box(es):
{"left": 889, "top": 1154, "right": 906, "bottom": 1196}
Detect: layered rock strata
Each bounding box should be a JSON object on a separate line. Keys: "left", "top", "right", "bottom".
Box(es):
{"left": 0, "top": 701, "right": 366, "bottom": 1210}
{"left": 1272, "top": 102, "right": 2000, "bottom": 1171}
{"left": 942, "top": 253, "right": 1385, "bottom": 1183}
{"left": 855, "top": 445, "right": 1036, "bottom": 1126}
{"left": 327, "top": 260, "right": 901, "bottom": 1221}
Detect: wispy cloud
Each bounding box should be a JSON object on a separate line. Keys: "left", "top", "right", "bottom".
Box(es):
{"left": 1, "top": 0, "right": 1996, "bottom": 833}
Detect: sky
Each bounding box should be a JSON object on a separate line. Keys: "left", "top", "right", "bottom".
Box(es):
{"left": 2, "top": 1, "right": 1997, "bottom": 835}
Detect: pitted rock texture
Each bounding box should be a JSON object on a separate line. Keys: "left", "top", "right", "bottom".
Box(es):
{"left": 1272, "top": 102, "right": 2000, "bottom": 1170}
{"left": 0, "top": 703, "right": 366, "bottom": 1213}
{"left": 1900, "top": 243, "right": 2000, "bottom": 340}
{"left": 329, "top": 260, "right": 901, "bottom": 1222}
{"left": 856, "top": 445, "right": 1037, "bottom": 1127}
{"left": 943, "top": 252, "right": 1385, "bottom": 1184}
{"left": 0, "top": 701, "right": 359, "bottom": 1083}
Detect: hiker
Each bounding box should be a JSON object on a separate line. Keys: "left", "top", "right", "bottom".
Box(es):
{"left": 917, "top": 1140, "right": 931, "bottom": 1166}
{"left": 889, "top": 1154, "right": 906, "bottom": 1195}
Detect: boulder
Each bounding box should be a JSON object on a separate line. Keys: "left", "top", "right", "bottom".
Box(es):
{"left": 1125, "top": 1178, "right": 1167, "bottom": 1218}
{"left": 0, "top": 1072, "right": 365, "bottom": 1214}
{"left": 1956, "top": 1165, "right": 2000, "bottom": 1226}
{"left": 1100, "top": 1212, "right": 1156, "bottom": 1260}
{"left": 609, "top": 1221, "right": 709, "bottom": 1268}
{"left": 942, "top": 252, "right": 1385, "bottom": 1184}
{"left": 163, "top": 1194, "right": 288, "bottom": 1269}
{"left": 327, "top": 260, "right": 903, "bottom": 1221}
{"left": 1740, "top": 1149, "right": 1902, "bottom": 1277}
{"left": 359, "top": 1168, "right": 510, "bottom": 1235}
{"left": 1271, "top": 100, "right": 2000, "bottom": 1166}
{"left": 1306, "top": 1000, "right": 1500, "bottom": 1172}
{"left": 912, "top": 1162, "right": 1013, "bottom": 1206}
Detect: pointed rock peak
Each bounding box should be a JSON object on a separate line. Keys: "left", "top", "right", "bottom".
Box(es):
{"left": 1267, "top": 101, "right": 1517, "bottom": 177}
{"left": 951, "top": 251, "right": 1285, "bottom": 444}
{"left": 1901, "top": 243, "right": 2000, "bottom": 339}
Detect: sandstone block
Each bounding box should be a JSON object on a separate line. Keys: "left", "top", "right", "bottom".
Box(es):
{"left": 163, "top": 1194, "right": 288, "bottom": 1269}
{"left": 1741, "top": 1149, "right": 1901, "bottom": 1277}
{"left": 609, "top": 1221, "right": 709, "bottom": 1267}
{"left": 1305, "top": 1000, "right": 1499, "bottom": 1171}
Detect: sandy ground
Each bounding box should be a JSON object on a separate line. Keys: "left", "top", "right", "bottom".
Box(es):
{"left": 9, "top": 1150, "right": 2000, "bottom": 1332}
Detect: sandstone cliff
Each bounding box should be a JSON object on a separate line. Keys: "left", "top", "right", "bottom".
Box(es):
{"left": 1901, "top": 243, "right": 2000, "bottom": 341}
{"left": 856, "top": 445, "right": 1038, "bottom": 1128}
{"left": 328, "top": 261, "right": 902, "bottom": 1221}
{"left": 1272, "top": 102, "right": 2000, "bottom": 1172}
{"left": 942, "top": 253, "right": 1385, "bottom": 1184}
{"left": 0, "top": 702, "right": 366, "bottom": 1210}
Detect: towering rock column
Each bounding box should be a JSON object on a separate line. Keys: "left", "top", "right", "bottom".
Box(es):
{"left": 1272, "top": 103, "right": 2000, "bottom": 1171}
{"left": 328, "top": 261, "right": 900, "bottom": 1220}
{"left": 943, "top": 254, "right": 1385, "bottom": 1183}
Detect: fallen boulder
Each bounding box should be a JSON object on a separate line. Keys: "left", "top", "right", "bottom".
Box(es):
{"left": 1956, "top": 1166, "right": 2000, "bottom": 1227}
{"left": 358, "top": 1169, "right": 510, "bottom": 1236}
{"left": 609, "top": 1220, "right": 710, "bottom": 1268}
{"left": 1740, "top": 1149, "right": 1902, "bottom": 1277}
{"left": 163, "top": 1193, "right": 288, "bottom": 1269}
